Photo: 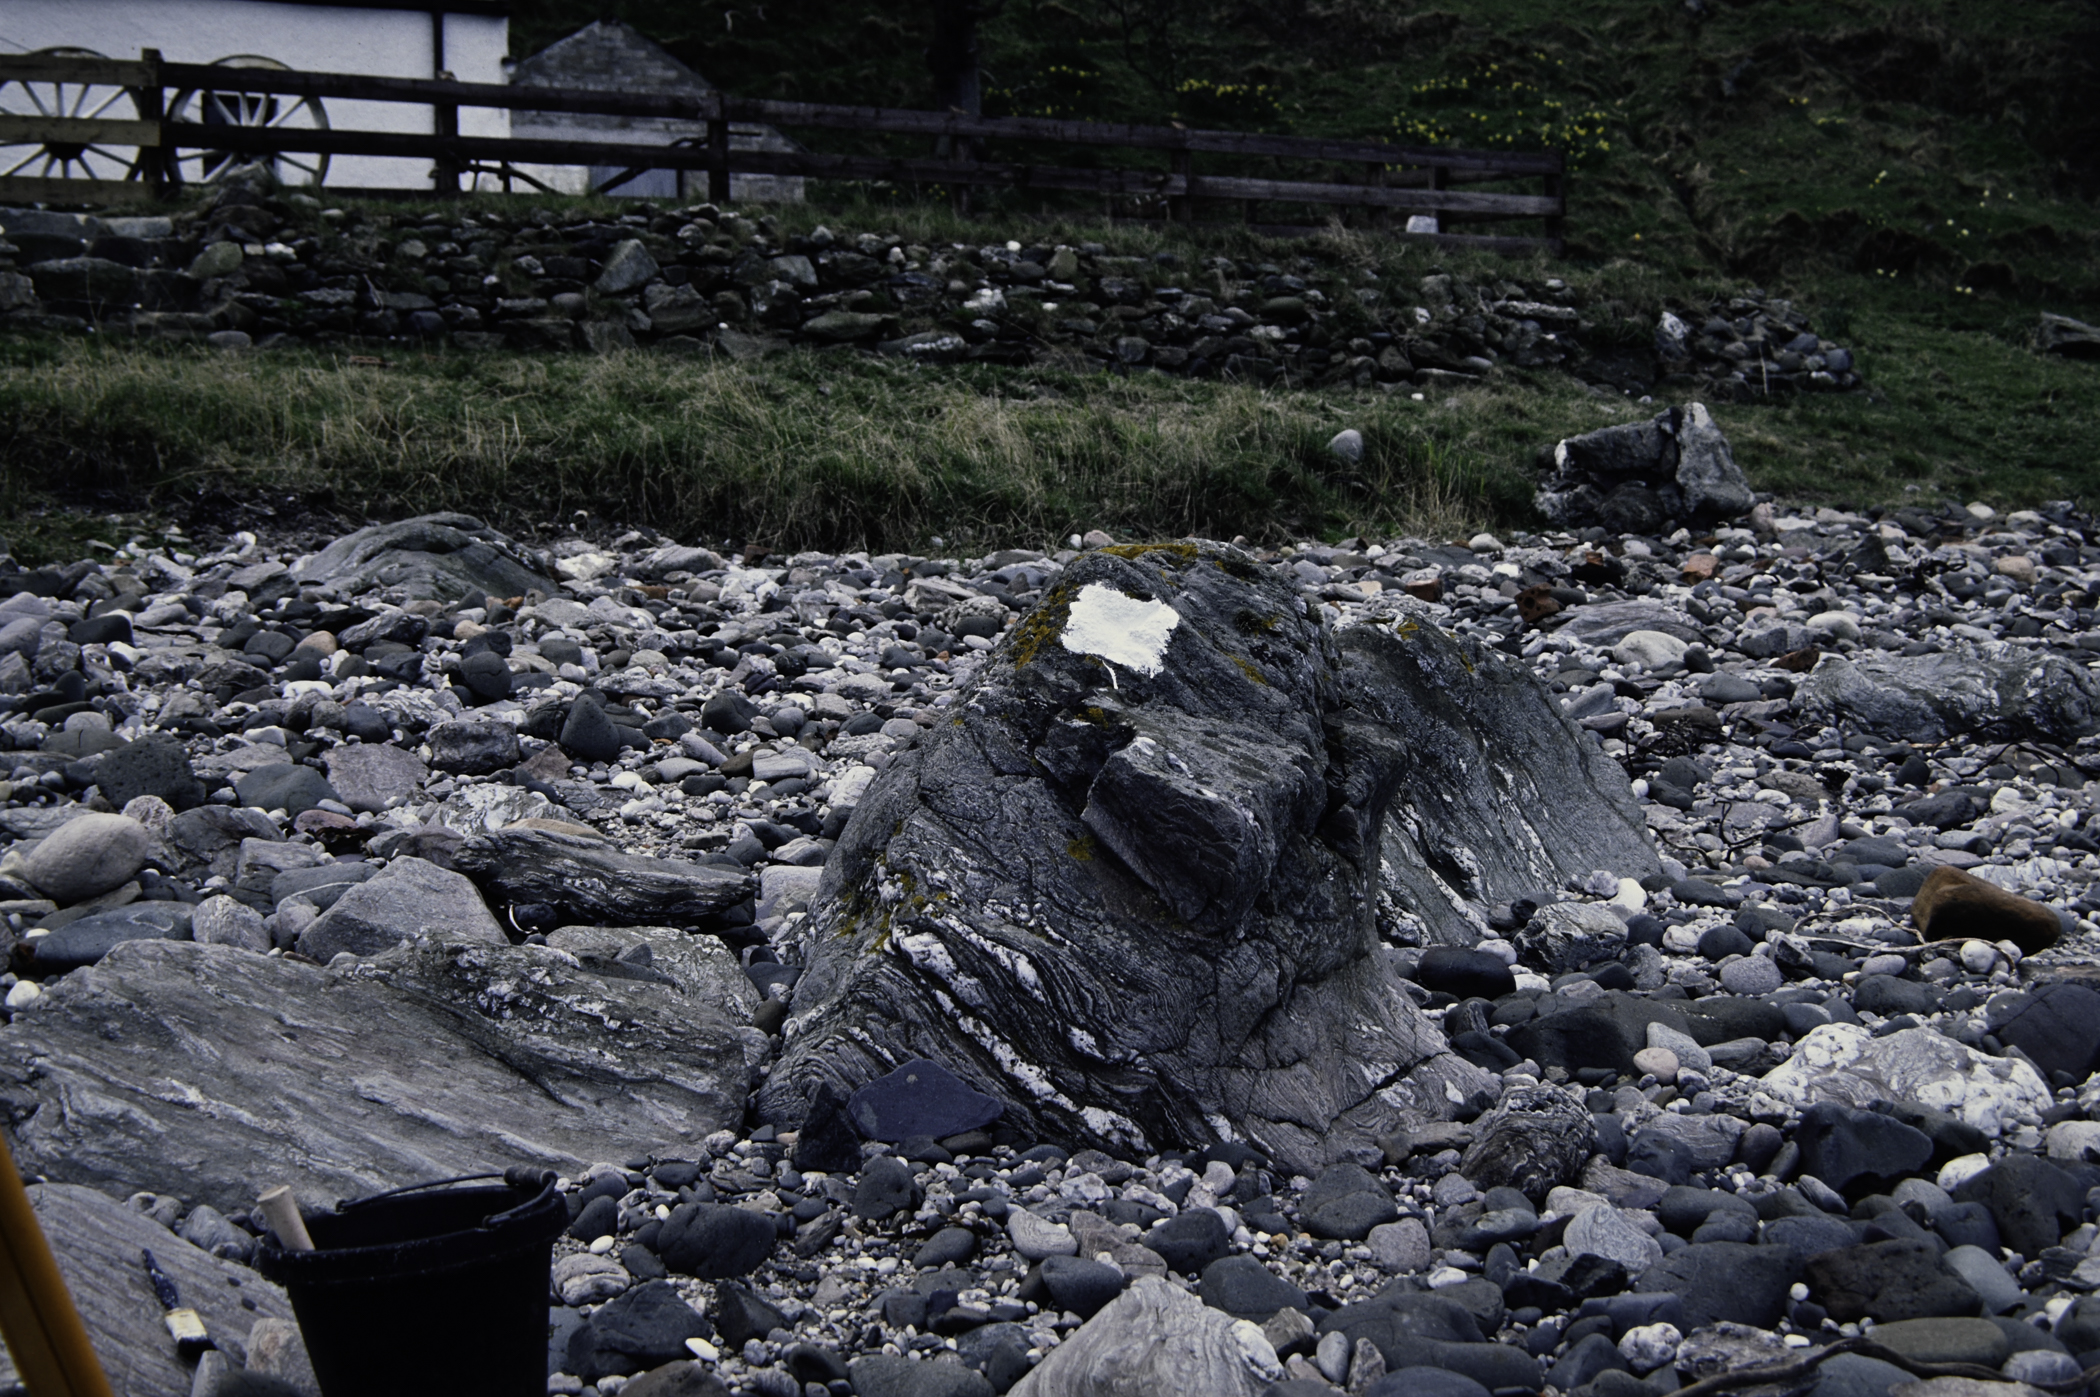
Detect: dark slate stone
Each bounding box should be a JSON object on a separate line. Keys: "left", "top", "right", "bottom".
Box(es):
{"left": 1365, "top": 1371, "right": 1493, "bottom": 1397}
{"left": 1416, "top": 947, "right": 1516, "bottom": 999}
{"left": 1676, "top": 996, "right": 1786, "bottom": 1045}
{"left": 234, "top": 763, "right": 340, "bottom": 815}
{"left": 853, "top": 1155, "right": 919, "bottom": 1221}
{"left": 29, "top": 904, "right": 191, "bottom": 971}
{"left": 1301, "top": 1163, "right": 1400, "bottom": 1240}
{"left": 848, "top": 1354, "right": 996, "bottom": 1397}
{"left": 569, "top": 1193, "right": 620, "bottom": 1241}
{"left": 791, "top": 1083, "right": 864, "bottom": 1174}
{"left": 1039, "top": 1254, "right": 1126, "bottom": 1318}
{"left": 1996, "top": 983, "right": 2100, "bottom": 1081}
{"left": 1625, "top": 1132, "right": 1695, "bottom": 1187}
{"left": 1765, "top": 1214, "right": 1864, "bottom": 1262}
{"left": 847, "top": 1058, "right": 1005, "bottom": 1143}
{"left": 1507, "top": 1004, "right": 1637, "bottom": 1076}
{"left": 712, "top": 1283, "right": 787, "bottom": 1348}
{"left": 1803, "top": 1240, "right": 1983, "bottom": 1323}
{"left": 1795, "top": 1102, "right": 1935, "bottom": 1196}
{"left": 561, "top": 693, "right": 623, "bottom": 763}
{"left": 1656, "top": 1186, "right": 1755, "bottom": 1235}
{"left": 1810, "top": 1354, "right": 1913, "bottom": 1397}
{"left": 92, "top": 733, "right": 204, "bottom": 809}
{"left": 1953, "top": 1155, "right": 2088, "bottom": 1259}
{"left": 460, "top": 648, "right": 513, "bottom": 701}
{"left": 655, "top": 1203, "right": 776, "bottom": 1279}
{"left": 702, "top": 690, "right": 758, "bottom": 735}
{"left": 1697, "top": 923, "right": 1755, "bottom": 961}
{"left": 1149, "top": 1207, "right": 1231, "bottom": 1275}
{"left": 1547, "top": 1333, "right": 1630, "bottom": 1392}
{"left": 953, "top": 1323, "right": 1032, "bottom": 1393}
{"left": 1932, "top": 1203, "right": 2000, "bottom": 1253}
{"left": 1853, "top": 976, "right": 1940, "bottom": 1017}
{"left": 1631, "top": 1242, "right": 1796, "bottom": 1329}
{"left": 914, "top": 1226, "right": 977, "bottom": 1269}
{"left": 1200, "top": 1254, "right": 1311, "bottom": 1321}
{"left": 567, "top": 1279, "right": 713, "bottom": 1381}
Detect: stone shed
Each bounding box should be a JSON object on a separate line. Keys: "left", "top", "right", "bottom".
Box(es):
{"left": 506, "top": 19, "right": 804, "bottom": 202}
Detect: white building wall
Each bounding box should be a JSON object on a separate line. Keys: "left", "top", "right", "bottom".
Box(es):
{"left": 1, "top": 0, "right": 508, "bottom": 190}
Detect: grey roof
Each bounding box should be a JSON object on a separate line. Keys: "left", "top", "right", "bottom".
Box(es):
{"left": 511, "top": 19, "right": 711, "bottom": 95}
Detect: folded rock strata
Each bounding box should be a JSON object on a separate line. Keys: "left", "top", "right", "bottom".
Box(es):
{"left": 761, "top": 541, "right": 1656, "bottom": 1170}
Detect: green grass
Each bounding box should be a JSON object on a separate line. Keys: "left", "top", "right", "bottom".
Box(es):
{"left": 0, "top": 335, "right": 1539, "bottom": 563}
{"left": 2, "top": 278, "right": 2093, "bottom": 566}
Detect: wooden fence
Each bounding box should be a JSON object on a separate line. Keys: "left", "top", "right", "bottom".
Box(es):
{"left": 0, "top": 50, "right": 1566, "bottom": 252}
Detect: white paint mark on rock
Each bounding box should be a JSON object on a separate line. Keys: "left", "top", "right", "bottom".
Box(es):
{"left": 1061, "top": 583, "right": 1180, "bottom": 676}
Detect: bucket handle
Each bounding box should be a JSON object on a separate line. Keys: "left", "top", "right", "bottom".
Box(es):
{"left": 334, "top": 1167, "right": 558, "bottom": 1228}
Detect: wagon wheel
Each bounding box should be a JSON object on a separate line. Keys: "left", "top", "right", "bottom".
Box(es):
{"left": 0, "top": 46, "right": 146, "bottom": 182}
{"left": 167, "top": 55, "right": 329, "bottom": 188}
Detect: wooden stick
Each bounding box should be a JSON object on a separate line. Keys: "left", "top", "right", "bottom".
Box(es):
{"left": 256, "top": 1185, "right": 316, "bottom": 1252}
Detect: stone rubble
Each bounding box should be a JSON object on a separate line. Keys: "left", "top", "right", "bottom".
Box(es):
{"left": 4, "top": 489, "right": 2100, "bottom": 1397}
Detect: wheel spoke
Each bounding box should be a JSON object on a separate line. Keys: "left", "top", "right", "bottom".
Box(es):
{"left": 0, "top": 150, "right": 34, "bottom": 177}
{"left": 84, "top": 88, "right": 128, "bottom": 119}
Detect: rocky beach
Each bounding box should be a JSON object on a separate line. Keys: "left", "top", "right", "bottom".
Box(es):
{"left": 6, "top": 429, "right": 2100, "bottom": 1397}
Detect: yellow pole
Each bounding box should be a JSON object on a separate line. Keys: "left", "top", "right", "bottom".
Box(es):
{"left": 0, "top": 1132, "right": 113, "bottom": 1397}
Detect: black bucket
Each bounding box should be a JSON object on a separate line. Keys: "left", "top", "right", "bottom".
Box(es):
{"left": 254, "top": 1167, "right": 566, "bottom": 1397}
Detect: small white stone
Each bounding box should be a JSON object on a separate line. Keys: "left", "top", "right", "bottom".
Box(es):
{"left": 1425, "top": 1266, "right": 1469, "bottom": 1288}
{"left": 587, "top": 1234, "right": 615, "bottom": 1254}
{"left": 3, "top": 981, "right": 39, "bottom": 1009}
{"left": 1959, "top": 940, "right": 1998, "bottom": 974}
{"left": 1633, "top": 1047, "right": 1679, "bottom": 1083}
{"left": 685, "top": 1338, "right": 718, "bottom": 1361}
{"left": 1619, "top": 1323, "right": 1681, "bottom": 1373}
{"left": 1938, "top": 1153, "right": 1992, "bottom": 1192}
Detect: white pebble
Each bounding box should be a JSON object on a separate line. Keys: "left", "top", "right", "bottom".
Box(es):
{"left": 588, "top": 1234, "right": 615, "bottom": 1254}
{"left": 1959, "top": 940, "right": 1998, "bottom": 974}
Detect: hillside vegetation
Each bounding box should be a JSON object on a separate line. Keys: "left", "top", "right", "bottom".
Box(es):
{"left": 2, "top": 0, "right": 2096, "bottom": 561}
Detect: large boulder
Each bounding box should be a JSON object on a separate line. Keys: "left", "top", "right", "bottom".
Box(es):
{"left": 1535, "top": 402, "right": 1754, "bottom": 530}
{"left": 289, "top": 513, "right": 553, "bottom": 604}
{"left": 0, "top": 929, "right": 764, "bottom": 1215}
{"left": 1761, "top": 1025, "right": 2050, "bottom": 1139}
{"left": 1795, "top": 644, "right": 2100, "bottom": 744}
{"left": 758, "top": 542, "right": 1654, "bottom": 1170}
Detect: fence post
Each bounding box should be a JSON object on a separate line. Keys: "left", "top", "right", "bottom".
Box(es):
{"left": 432, "top": 82, "right": 460, "bottom": 195}
{"left": 1363, "top": 160, "right": 1386, "bottom": 230}
{"left": 1429, "top": 162, "right": 1449, "bottom": 236}
{"left": 1542, "top": 158, "right": 1566, "bottom": 249}
{"left": 135, "top": 49, "right": 169, "bottom": 199}
{"left": 706, "top": 97, "right": 731, "bottom": 205}
{"left": 1169, "top": 147, "right": 1192, "bottom": 225}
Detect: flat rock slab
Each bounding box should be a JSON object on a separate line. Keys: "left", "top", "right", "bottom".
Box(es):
{"left": 453, "top": 825, "right": 753, "bottom": 924}
{"left": 289, "top": 512, "right": 552, "bottom": 604}
{"left": 0, "top": 931, "right": 763, "bottom": 1215}
{"left": 0, "top": 1182, "right": 295, "bottom": 1397}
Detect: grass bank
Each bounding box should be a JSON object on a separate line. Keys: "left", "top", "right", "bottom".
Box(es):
{"left": 2, "top": 287, "right": 2093, "bottom": 566}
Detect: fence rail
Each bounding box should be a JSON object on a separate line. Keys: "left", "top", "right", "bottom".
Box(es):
{"left": 0, "top": 51, "right": 1566, "bottom": 250}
